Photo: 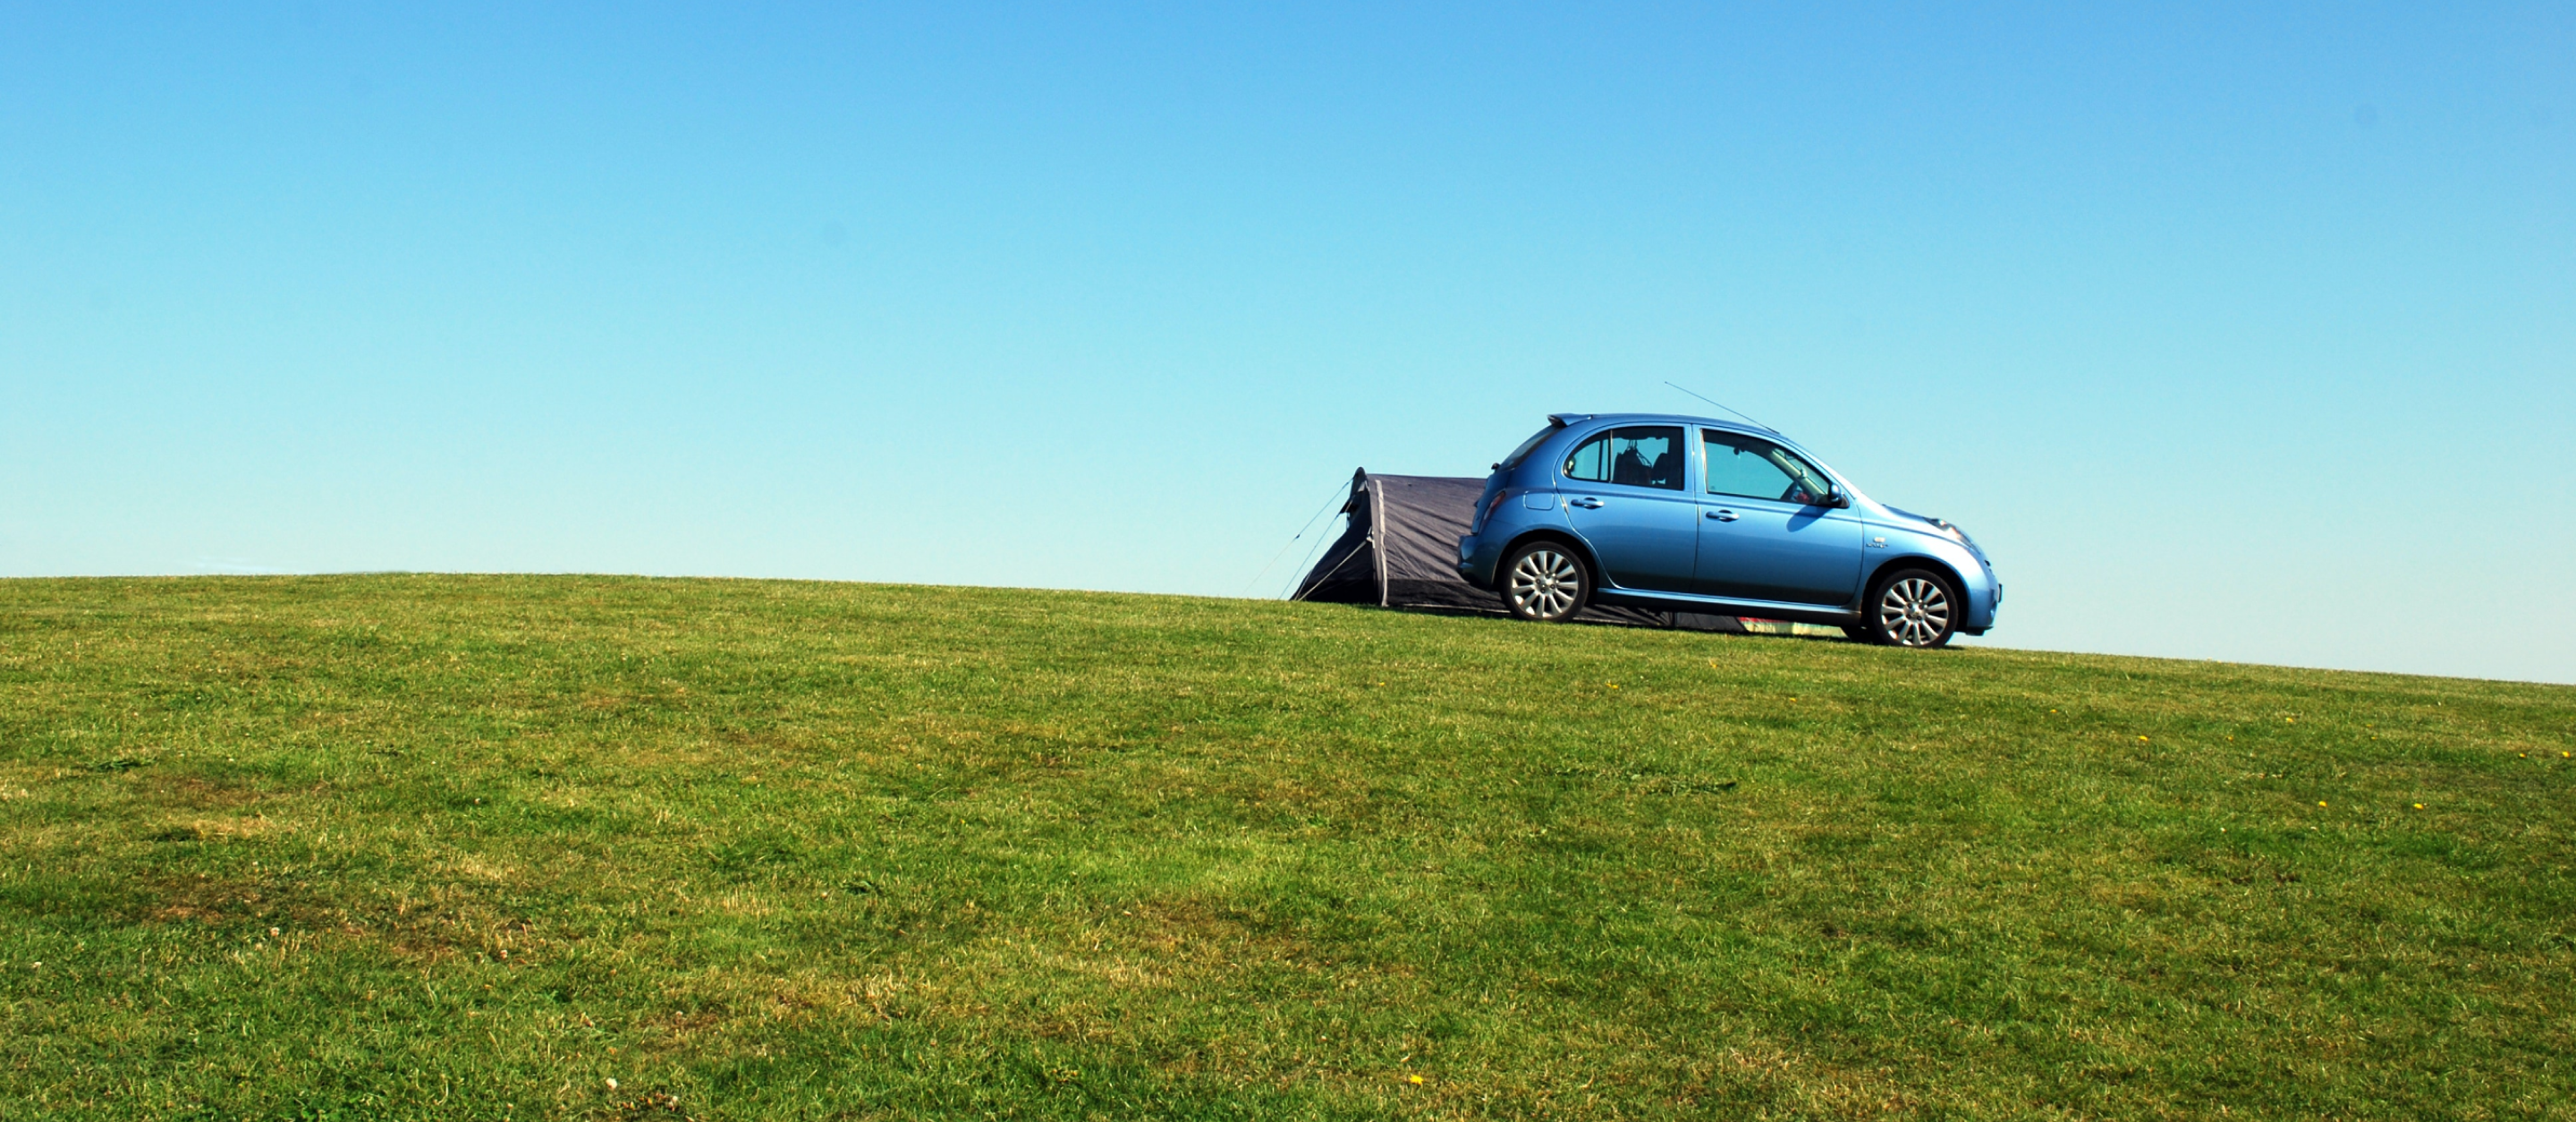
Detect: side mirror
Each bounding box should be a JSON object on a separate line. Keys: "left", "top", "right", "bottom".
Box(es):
{"left": 1824, "top": 490, "right": 1852, "bottom": 509}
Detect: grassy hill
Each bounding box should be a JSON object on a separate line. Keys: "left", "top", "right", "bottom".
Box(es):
{"left": 2, "top": 575, "right": 2570, "bottom": 1120}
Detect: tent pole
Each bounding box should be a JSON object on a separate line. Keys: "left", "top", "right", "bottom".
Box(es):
{"left": 1371, "top": 475, "right": 1390, "bottom": 608}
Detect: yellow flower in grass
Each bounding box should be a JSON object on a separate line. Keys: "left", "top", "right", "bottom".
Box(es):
{"left": 1408, "top": 1075, "right": 1425, "bottom": 1085}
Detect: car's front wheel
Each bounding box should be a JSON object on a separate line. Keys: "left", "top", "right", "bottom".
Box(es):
{"left": 1501, "top": 542, "right": 1589, "bottom": 623}
{"left": 1862, "top": 567, "right": 1960, "bottom": 648}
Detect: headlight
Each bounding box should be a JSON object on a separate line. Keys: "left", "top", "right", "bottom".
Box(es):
{"left": 1935, "top": 521, "right": 1984, "bottom": 559}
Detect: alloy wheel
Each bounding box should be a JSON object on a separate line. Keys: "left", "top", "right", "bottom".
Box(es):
{"left": 1876, "top": 575, "right": 1953, "bottom": 647}
{"left": 1507, "top": 548, "right": 1582, "bottom": 620}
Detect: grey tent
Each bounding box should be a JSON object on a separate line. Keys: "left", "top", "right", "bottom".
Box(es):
{"left": 1292, "top": 469, "right": 1740, "bottom": 631}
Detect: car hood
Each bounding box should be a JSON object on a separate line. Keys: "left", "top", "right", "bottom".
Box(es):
{"left": 1882, "top": 505, "right": 1987, "bottom": 562}
{"left": 1882, "top": 505, "right": 1945, "bottom": 529}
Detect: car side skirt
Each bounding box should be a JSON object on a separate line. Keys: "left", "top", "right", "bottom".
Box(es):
{"left": 1588, "top": 588, "right": 1861, "bottom": 627}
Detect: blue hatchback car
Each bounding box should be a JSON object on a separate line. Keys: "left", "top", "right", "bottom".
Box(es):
{"left": 1456, "top": 413, "right": 1999, "bottom": 647}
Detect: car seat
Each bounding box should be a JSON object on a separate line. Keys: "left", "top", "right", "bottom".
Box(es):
{"left": 1612, "top": 446, "right": 1651, "bottom": 487}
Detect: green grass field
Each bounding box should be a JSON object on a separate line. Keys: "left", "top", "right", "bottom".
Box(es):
{"left": 3, "top": 575, "right": 2570, "bottom": 1120}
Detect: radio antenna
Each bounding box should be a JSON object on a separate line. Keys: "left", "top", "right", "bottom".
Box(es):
{"left": 1664, "top": 380, "right": 1779, "bottom": 434}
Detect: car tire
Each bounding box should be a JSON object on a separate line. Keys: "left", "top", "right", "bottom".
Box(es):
{"left": 1500, "top": 541, "right": 1589, "bottom": 623}
{"left": 1862, "top": 567, "right": 1962, "bottom": 649}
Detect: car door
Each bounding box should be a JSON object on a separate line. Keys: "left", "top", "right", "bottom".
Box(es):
{"left": 1693, "top": 429, "right": 1865, "bottom": 604}
{"left": 1557, "top": 425, "right": 1697, "bottom": 592}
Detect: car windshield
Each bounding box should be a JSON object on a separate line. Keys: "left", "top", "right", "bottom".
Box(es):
{"left": 1497, "top": 424, "right": 1557, "bottom": 470}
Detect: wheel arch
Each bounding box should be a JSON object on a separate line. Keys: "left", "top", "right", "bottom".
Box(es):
{"left": 1864, "top": 555, "right": 1969, "bottom": 601}
{"left": 1502, "top": 529, "right": 1602, "bottom": 584}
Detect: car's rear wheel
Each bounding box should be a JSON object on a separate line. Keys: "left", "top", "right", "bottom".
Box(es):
{"left": 1863, "top": 567, "right": 1960, "bottom": 648}
{"left": 1502, "top": 542, "right": 1588, "bottom": 623}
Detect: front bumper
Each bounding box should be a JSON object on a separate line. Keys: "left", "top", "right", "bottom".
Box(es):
{"left": 1961, "top": 570, "right": 2001, "bottom": 634}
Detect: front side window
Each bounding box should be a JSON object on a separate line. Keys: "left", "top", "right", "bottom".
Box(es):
{"left": 1703, "top": 430, "right": 1833, "bottom": 505}
{"left": 1563, "top": 426, "right": 1683, "bottom": 489}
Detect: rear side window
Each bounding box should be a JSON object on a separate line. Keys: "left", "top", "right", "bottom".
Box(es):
{"left": 1563, "top": 426, "right": 1684, "bottom": 489}
{"left": 1497, "top": 425, "right": 1557, "bottom": 470}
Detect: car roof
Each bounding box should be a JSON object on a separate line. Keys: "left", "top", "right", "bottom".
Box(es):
{"left": 1547, "top": 412, "right": 1782, "bottom": 439}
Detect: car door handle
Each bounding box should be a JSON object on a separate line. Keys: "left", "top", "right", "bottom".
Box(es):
{"left": 1571, "top": 497, "right": 1606, "bottom": 509}
{"left": 1707, "top": 509, "right": 1738, "bottom": 522}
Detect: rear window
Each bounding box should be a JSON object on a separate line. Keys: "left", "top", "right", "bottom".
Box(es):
{"left": 1497, "top": 425, "right": 1557, "bottom": 470}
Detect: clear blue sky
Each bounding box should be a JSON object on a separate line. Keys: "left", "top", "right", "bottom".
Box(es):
{"left": 4, "top": 4, "right": 2570, "bottom": 684}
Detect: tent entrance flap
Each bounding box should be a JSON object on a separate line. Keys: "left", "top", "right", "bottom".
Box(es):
{"left": 1292, "top": 469, "right": 1711, "bottom": 628}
